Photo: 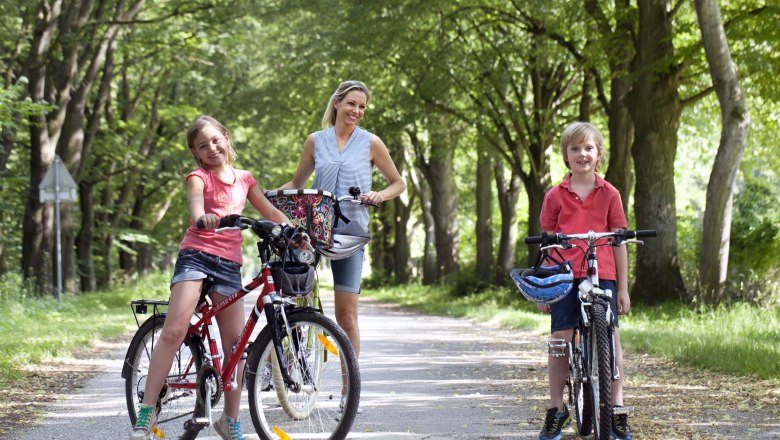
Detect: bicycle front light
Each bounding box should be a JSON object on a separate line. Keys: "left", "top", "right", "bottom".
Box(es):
{"left": 298, "top": 249, "right": 315, "bottom": 264}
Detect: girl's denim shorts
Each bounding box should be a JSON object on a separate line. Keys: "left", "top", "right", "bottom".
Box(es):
{"left": 331, "top": 248, "right": 364, "bottom": 294}
{"left": 550, "top": 279, "right": 618, "bottom": 332}
{"left": 170, "top": 248, "right": 243, "bottom": 296}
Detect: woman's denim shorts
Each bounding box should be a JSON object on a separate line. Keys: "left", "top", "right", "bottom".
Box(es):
{"left": 170, "top": 249, "right": 243, "bottom": 296}
{"left": 550, "top": 279, "right": 618, "bottom": 332}
{"left": 331, "top": 248, "right": 364, "bottom": 294}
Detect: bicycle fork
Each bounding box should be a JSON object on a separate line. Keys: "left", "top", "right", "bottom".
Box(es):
{"left": 579, "top": 299, "right": 620, "bottom": 382}
{"left": 262, "top": 294, "right": 311, "bottom": 391}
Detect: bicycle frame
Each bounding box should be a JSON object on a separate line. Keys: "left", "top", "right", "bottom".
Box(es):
{"left": 128, "top": 256, "right": 316, "bottom": 404}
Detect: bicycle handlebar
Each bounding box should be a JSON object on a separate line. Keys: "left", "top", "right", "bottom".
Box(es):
{"left": 524, "top": 229, "right": 657, "bottom": 245}
{"left": 337, "top": 186, "right": 379, "bottom": 208}
{"left": 197, "top": 215, "right": 307, "bottom": 242}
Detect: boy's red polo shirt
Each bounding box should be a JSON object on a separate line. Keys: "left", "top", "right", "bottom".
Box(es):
{"left": 540, "top": 174, "right": 627, "bottom": 280}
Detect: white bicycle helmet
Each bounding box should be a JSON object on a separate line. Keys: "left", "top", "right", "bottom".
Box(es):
{"left": 316, "top": 220, "right": 371, "bottom": 261}
{"left": 510, "top": 262, "right": 573, "bottom": 304}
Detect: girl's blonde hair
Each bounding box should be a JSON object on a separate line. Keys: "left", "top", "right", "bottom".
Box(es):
{"left": 186, "top": 115, "right": 237, "bottom": 167}
{"left": 321, "top": 80, "right": 371, "bottom": 129}
{"left": 560, "top": 121, "right": 606, "bottom": 172}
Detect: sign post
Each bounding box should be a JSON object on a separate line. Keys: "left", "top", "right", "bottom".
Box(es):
{"left": 39, "top": 155, "right": 78, "bottom": 307}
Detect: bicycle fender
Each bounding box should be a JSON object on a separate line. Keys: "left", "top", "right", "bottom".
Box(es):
{"left": 283, "top": 305, "right": 320, "bottom": 316}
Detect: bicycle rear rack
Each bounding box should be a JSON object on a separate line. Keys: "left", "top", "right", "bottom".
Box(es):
{"left": 130, "top": 299, "right": 169, "bottom": 328}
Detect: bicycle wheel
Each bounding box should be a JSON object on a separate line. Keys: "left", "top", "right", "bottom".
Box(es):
{"left": 571, "top": 330, "right": 593, "bottom": 435}
{"left": 124, "top": 315, "right": 204, "bottom": 440}
{"left": 246, "top": 311, "right": 360, "bottom": 440}
{"left": 589, "top": 302, "right": 613, "bottom": 440}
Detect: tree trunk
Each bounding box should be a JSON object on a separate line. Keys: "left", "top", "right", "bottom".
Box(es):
{"left": 425, "top": 138, "right": 459, "bottom": 278}
{"left": 604, "top": 82, "right": 634, "bottom": 213}
{"left": 57, "top": 1, "right": 141, "bottom": 293}
{"left": 419, "top": 177, "right": 437, "bottom": 285}
{"left": 368, "top": 204, "right": 391, "bottom": 281}
{"left": 77, "top": 180, "right": 96, "bottom": 291}
{"left": 475, "top": 139, "right": 493, "bottom": 278}
{"left": 494, "top": 158, "right": 521, "bottom": 284}
{"left": 579, "top": 70, "right": 593, "bottom": 121}
{"left": 0, "top": 123, "right": 16, "bottom": 274}
{"left": 694, "top": 0, "right": 750, "bottom": 305}
{"left": 586, "top": 0, "right": 636, "bottom": 213}
{"left": 409, "top": 124, "right": 459, "bottom": 282}
{"left": 22, "top": 0, "right": 62, "bottom": 293}
{"left": 100, "top": 234, "right": 113, "bottom": 290}
{"left": 389, "top": 135, "right": 413, "bottom": 284}
{"left": 628, "top": 0, "right": 686, "bottom": 303}
{"left": 524, "top": 176, "right": 547, "bottom": 266}
{"left": 406, "top": 129, "right": 437, "bottom": 284}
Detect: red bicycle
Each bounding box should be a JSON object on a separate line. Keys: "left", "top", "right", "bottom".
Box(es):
{"left": 122, "top": 216, "right": 360, "bottom": 440}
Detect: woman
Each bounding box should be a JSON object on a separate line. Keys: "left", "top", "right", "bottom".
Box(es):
{"left": 279, "top": 80, "right": 405, "bottom": 368}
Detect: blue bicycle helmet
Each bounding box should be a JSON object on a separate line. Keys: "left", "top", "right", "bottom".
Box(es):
{"left": 510, "top": 262, "right": 573, "bottom": 304}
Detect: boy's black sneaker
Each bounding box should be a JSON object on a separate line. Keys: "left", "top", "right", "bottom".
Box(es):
{"left": 612, "top": 406, "right": 633, "bottom": 440}
{"left": 539, "top": 405, "right": 571, "bottom": 440}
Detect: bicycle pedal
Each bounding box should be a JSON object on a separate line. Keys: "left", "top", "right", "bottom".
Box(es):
{"left": 192, "top": 416, "right": 212, "bottom": 426}
{"left": 612, "top": 406, "right": 634, "bottom": 415}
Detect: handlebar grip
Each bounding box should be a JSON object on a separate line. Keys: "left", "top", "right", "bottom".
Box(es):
{"left": 632, "top": 229, "right": 657, "bottom": 238}
{"left": 525, "top": 236, "right": 543, "bottom": 244}
{"left": 196, "top": 214, "right": 241, "bottom": 229}
{"left": 219, "top": 214, "right": 241, "bottom": 228}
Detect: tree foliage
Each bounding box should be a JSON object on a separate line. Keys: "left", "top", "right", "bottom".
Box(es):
{"left": 0, "top": 0, "right": 777, "bottom": 306}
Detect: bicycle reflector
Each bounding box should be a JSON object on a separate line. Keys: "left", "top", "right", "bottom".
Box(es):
{"left": 510, "top": 262, "right": 574, "bottom": 304}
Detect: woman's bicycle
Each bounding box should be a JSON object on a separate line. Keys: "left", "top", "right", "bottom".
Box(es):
{"left": 122, "top": 216, "right": 361, "bottom": 440}
{"left": 514, "top": 229, "right": 655, "bottom": 440}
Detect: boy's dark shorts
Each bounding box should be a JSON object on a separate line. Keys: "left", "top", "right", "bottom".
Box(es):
{"left": 550, "top": 279, "right": 618, "bottom": 333}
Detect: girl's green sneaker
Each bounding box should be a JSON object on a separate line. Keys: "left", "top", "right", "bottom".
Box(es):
{"left": 129, "top": 403, "right": 157, "bottom": 439}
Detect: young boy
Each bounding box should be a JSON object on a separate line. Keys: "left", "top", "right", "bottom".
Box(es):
{"left": 536, "top": 122, "right": 633, "bottom": 440}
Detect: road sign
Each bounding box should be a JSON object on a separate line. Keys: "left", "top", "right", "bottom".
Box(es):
{"left": 39, "top": 155, "right": 78, "bottom": 202}
{"left": 38, "top": 155, "right": 78, "bottom": 307}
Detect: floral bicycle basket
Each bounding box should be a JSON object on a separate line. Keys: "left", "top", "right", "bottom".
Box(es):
{"left": 265, "top": 189, "right": 338, "bottom": 249}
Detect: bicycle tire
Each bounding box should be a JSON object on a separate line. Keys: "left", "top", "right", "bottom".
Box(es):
{"left": 124, "top": 315, "right": 204, "bottom": 440}
{"left": 571, "top": 330, "right": 593, "bottom": 435}
{"left": 589, "top": 302, "right": 613, "bottom": 440}
{"left": 246, "top": 311, "right": 360, "bottom": 440}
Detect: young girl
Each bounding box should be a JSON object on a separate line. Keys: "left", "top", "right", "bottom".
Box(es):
{"left": 130, "top": 115, "right": 292, "bottom": 440}
{"left": 537, "top": 122, "right": 633, "bottom": 440}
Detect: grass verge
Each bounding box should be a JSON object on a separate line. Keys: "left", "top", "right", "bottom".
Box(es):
{"left": 0, "top": 271, "right": 170, "bottom": 387}
{"left": 363, "top": 283, "right": 780, "bottom": 380}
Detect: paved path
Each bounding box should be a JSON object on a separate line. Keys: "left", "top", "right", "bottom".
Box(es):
{"left": 11, "top": 291, "right": 548, "bottom": 439}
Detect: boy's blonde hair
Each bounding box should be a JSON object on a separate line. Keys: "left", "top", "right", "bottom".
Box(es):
{"left": 321, "top": 80, "right": 371, "bottom": 129}
{"left": 560, "top": 121, "right": 605, "bottom": 172}
{"left": 186, "top": 115, "right": 237, "bottom": 167}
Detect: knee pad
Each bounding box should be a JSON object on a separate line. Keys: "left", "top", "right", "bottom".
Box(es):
{"left": 548, "top": 338, "right": 568, "bottom": 357}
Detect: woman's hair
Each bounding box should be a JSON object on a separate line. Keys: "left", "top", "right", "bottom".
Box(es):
{"left": 560, "top": 121, "right": 606, "bottom": 172}
{"left": 186, "top": 115, "right": 237, "bottom": 166}
{"left": 321, "top": 80, "right": 371, "bottom": 129}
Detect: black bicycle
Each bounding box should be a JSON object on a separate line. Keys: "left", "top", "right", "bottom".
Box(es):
{"left": 524, "top": 229, "right": 655, "bottom": 440}
{"left": 122, "top": 216, "right": 361, "bottom": 440}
